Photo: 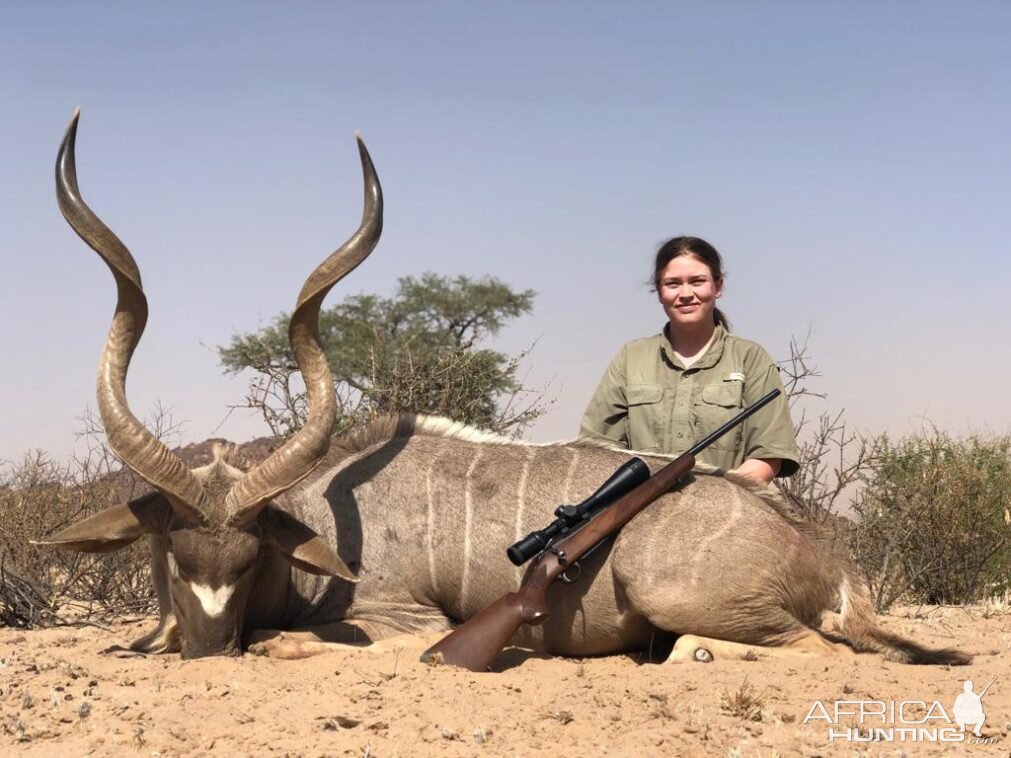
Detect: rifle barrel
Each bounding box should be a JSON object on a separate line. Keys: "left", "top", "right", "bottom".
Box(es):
{"left": 979, "top": 675, "right": 997, "bottom": 699}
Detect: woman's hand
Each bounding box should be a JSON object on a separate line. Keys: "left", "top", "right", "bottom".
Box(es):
{"left": 733, "top": 458, "right": 781, "bottom": 485}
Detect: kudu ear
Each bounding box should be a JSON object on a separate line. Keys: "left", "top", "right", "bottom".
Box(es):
{"left": 33, "top": 491, "right": 171, "bottom": 553}
{"left": 261, "top": 508, "right": 359, "bottom": 582}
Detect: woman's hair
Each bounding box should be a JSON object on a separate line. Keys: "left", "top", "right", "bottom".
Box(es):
{"left": 651, "top": 236, "right": 731, "bottom": 330}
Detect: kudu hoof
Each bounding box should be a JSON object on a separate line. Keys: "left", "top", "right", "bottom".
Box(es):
{"left": 693, "top": 647, "right": 713, "bottom": 663}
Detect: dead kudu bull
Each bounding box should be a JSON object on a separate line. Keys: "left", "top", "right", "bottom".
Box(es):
{"left": 40, "top": 113, "right": 969, "bottom": 667}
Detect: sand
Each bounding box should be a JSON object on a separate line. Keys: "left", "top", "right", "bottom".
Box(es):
{"left": 1, "top": 605, "right": 1008, "bottom": 756}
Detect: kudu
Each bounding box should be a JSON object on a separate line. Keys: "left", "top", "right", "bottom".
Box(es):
{"left": 41, "top": 113, "right": 969, "bottom": 667}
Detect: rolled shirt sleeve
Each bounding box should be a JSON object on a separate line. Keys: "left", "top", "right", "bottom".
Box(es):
{"left": 579, "top": 346, "right": 630, "bottom": 448}
{"left": 739, "top": 352, "right": 801, "bottom": 477}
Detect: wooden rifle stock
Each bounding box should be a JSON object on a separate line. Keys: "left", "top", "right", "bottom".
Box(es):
{"left": 420, "top": 388, "right": 781, "bottom": 672}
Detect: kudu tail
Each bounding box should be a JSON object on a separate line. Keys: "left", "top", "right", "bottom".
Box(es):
{"left": 838, "top": 575, "right": 972, "bottom": 665}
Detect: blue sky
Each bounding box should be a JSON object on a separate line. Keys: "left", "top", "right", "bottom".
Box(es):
{"left": 2, "top": 2, "right": 1009, "bottom": 463}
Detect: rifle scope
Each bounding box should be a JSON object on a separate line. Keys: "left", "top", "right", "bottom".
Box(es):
{"left": 506, "top": 456, "right": 650, "bottom": 566}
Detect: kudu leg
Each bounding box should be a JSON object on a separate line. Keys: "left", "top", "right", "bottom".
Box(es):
{"left": 667, "top": 629, "right": 856, "bottom": 664}
{"left": 247, "top": 615, "right": 452, "bottom": 660}
{"left": 130, "top": 614, "right": 180, "bottom": 653}
{"left": 246, "top": 620, "right": 390, "bottom": 659}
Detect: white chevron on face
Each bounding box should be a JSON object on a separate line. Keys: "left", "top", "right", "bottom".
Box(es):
{"left": 189, "top": 582, "right": 235, "bottom": 618}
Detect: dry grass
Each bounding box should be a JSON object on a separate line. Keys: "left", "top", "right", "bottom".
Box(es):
{"left": 980, "top": 590, "right": 1011, "bottom": 619}
{"left": 0, "top": 446, "right": 155, "bottom": 628}
{"left": 718, "top": 677, "right": 770, "bottom": 722}
{"left": 1, "top": 409, "right": 282, "bottom": 630}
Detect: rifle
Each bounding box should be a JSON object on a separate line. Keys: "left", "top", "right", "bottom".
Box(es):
{"left": 506, "top": 456, "right": 651, "bottom": 569}
{"left": 420, "top": 387, "right": 782, "bottom": 671}
{"left": 978, "top": 676, "right": 997, "bottom": 699}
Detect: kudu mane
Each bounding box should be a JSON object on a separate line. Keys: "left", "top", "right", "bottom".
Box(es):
{"left": 322, "top": 414, "right": 551, "bottom": 462}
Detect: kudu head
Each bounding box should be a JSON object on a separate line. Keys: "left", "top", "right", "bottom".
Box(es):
{"left": 37, "top": 110, "right": 382, "bottom": 658}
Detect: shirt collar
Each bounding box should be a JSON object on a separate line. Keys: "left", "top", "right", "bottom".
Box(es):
{"left": 660, "top": 324, "right": 727, "bottom": 371}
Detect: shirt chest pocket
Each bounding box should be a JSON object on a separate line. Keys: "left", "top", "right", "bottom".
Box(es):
{"left": 627, "top": 384, "right": 663, "bottom": 406}
{"left": 701, "top": 383, "right": 743, "bottom": 408}
{"left": 624, "top": 383, "right": 664, "bottom": 451}
{"left": 697, "top": 382, "right": 744, "bottom": 447}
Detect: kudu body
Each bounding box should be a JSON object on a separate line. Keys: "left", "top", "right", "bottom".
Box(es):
{"left": 42, "top": 113, "right": 968, "bottom": 666}
{"left": 256, "top": 419, "right": 967, "bottom": 665}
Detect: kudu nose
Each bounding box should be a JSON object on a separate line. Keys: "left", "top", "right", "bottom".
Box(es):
{"left": 180, "top": 630, "right": 241, "bottom": 662}
{"left": 182, "top": 637, "right": 242, "bottom": 659}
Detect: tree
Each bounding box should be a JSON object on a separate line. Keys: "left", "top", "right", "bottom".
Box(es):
{"left": 218, "top": 273, "right": 549, "bottom": 437}
{"left": 773, "top": 334, "right": 874, "bottom": 524}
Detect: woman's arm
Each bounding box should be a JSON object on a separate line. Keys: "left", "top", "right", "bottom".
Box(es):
{"left": 578, "top": 347, "right": 631, "bottom": 447}
{"left": 739, "top": 349, "right": 800, "bottom": 478}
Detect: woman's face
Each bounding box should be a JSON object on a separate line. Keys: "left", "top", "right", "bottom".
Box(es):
{"left": 657, "top": 253, "right": 723, "bottom": 331}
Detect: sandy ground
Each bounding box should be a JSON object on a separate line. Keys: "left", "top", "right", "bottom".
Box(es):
{"left": 1, "top": 606, "right": 1008, "bottom": 757}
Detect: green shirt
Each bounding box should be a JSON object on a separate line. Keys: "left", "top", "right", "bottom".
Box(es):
{"left": 579, "top": 325, "right": 800, "bottom": 477}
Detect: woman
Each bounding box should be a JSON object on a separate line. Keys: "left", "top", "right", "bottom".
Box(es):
{"left": 580, "top": 236, "right": 799, "bottom": 484}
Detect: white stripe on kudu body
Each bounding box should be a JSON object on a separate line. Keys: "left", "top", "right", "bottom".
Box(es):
{"left": 460, "top": 449, "right": 484, "bottom": 607}
{"left": 513, "top": 446, "right": 536, "bottom": 582}
{"left": 514, "top": 447, "right": 536, "bottom": 540}
{"left": 425, "top": 453, "right": 442, "bottom": 597}
{"left": 689, "top": 488, "right": 743, "bottom": 586}
{"left": 189, "top": 582, "right": 235, "bottom": 618}
{"left": 562, "top": 447, "right": 580, "bottom": 503}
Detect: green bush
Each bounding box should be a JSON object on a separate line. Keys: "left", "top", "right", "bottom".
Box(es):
{"left": 850, "top": 431, "right": 1011, "bottom": 611}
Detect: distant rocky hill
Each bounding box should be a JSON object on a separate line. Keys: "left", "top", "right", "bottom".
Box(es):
{"left": 171, "top": 435, "right": 282, "bottom": 469}
{"left": 98, "top": 435, "right": 283, "bottom": 504}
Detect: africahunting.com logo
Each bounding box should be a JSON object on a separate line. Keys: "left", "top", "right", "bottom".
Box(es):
{"left": 803, "top": 677, "right": 997, "bottom": 745}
